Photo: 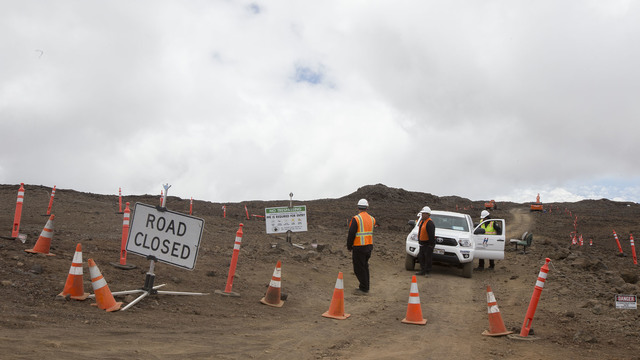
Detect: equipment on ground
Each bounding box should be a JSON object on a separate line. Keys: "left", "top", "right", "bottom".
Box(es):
{"left": 484, "top": 200, "right": 497, "bottom": 210}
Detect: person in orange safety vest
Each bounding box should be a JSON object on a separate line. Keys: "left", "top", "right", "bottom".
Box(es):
{"left": 347, "top": 199, "right": 376, "bottom": 295}
{"left": 416, "top": 206, "right": 436, "bottom": 277}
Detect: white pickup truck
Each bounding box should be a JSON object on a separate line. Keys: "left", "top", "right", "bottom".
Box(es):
{"left": 404, "top": 210, "right": 506, "bottom": 278}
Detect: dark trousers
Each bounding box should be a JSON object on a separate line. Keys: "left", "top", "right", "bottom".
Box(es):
{"left": 352, "top": 245, "right": 372, "bottom": 291}
{"left": 418, "top": 241, "right": 434, "bottom": 272}
{"left": 478, "top": 259, "right": 495, "bottom": 268}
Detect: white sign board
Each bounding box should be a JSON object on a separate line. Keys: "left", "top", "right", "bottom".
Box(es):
{"left": 126, "top": 203, "right": 205, "bottom": 270}
{"left": 265, "top": 206, "right": 308, "bottom": 234}
{"left": 615, "top": 294, "right": 637, "bottom": 309}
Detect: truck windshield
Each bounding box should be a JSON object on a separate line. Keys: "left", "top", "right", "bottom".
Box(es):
{"left": 430, "top": 214, "right": 469, "bottom": 232}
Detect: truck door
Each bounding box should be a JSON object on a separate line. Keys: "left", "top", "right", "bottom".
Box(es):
{"left": 472, "top": 219, "right": 506, "bottom": 260}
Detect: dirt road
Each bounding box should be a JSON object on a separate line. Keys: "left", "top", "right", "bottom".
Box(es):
{"left": 1, "top": 184, "right": 639, "bottom": 359}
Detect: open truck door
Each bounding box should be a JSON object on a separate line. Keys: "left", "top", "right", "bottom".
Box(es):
{"left": 472, "top": 219, "right": 506, "bottom": 260}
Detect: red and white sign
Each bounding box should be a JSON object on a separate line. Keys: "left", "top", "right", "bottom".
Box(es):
{"left": 615, "top": 294, "right": 637, "bottom": 309}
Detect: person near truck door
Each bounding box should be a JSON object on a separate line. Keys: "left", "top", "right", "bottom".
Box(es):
{"left": 476, "top": 210, "right": 501, "bottom": 271}
{"left": 415, "top": 206, "right": 436, "bottom": 277}
{"left": 347, "top": 199, "right": 376, "bottom": 295}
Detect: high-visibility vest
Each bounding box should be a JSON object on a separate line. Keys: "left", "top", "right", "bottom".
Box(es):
{"left": 419, "top": 218, "right": 432, "bottom": 241}
{"left": 481, "top": 220, "right": 497, "bottom": 235}
{"left": 353, "top": 212, "right": 375, "bottom": 246}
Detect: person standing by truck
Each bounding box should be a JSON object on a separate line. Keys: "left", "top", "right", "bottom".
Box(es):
{"left": 476, "top": 210, "right": 500, "bottom": 271}
{"left": 347, "top": 199, "right": 376, "bottom": 295}
{"left": 415, "top": 206, "right": 436, "bottom": 277}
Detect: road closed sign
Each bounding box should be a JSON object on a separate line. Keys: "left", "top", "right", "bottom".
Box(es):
{"left": 126, "top": 203, "right": 205, "bottom": 270}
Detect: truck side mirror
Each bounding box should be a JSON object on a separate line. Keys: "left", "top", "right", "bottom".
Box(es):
{"left": 408, "top": 220, "right": 416, "bottom": 226}
{"left": 474, "top": 227, "right": 485, "bottom": 235}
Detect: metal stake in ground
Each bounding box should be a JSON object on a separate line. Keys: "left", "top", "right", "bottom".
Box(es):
{"left": 215, "top": 224, "right": 244, "bottom": 297}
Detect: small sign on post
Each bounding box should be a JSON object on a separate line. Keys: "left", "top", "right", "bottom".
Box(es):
{"left": 615, "top": 294, "right": 637, "bottom": 309}
{"left": 126, "top": 203, "right": 205, "bottom": 270}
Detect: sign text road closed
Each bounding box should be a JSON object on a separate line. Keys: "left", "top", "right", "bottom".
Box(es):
{"left": 126, "top": 203, "right": 205, "bottom": 270}
{"left": 265, "top": 206, "right": 308, "bottom": 234}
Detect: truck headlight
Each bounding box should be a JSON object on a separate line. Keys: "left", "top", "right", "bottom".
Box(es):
{"left": 409, "top": 233, "right": 417, "bottom": 241}
{"left": 459, "top": 239, "right": 471, "bottom": 247}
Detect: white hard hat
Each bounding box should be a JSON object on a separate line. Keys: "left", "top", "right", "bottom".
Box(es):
{"left": 481, "top": 210, "right": 490, "bottom": 219}
{"left": 357, "top": 199, "right": 369, "bottom": 209}
{"left": 420, "top": 206, "right": 431, "bottom": 214}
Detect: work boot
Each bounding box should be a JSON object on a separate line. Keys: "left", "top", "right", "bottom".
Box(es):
{"left": 415, "top": 271, "right": 427, "bottom": 276}
{"left": 353, "top": 288, "right": 369, "bottom": 296}
{"left": 475, "top": 267, "right": 484, "bottom": 271}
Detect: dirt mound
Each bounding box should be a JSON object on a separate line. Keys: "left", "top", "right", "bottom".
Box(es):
{"left": 0, "top": 183, "right": 639, "bottom": 359}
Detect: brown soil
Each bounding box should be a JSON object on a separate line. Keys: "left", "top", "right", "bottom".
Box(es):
{"left": 1, "top": 183, "right": 639, "bottom": 359}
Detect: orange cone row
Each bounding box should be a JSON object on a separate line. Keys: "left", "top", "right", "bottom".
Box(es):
{"left": 88, "top": 258, "right": 122, "bottom": 312}
{"left": 322, "top": 272, "right": 350, "bottom": 320}
{"left": 260, "top": 260, "right": 284, "bottom": 307}
{"left": 57, "top": 243, "right": 90, "bottom": 300}
{"left": 25, "top": 214, "right": 56, "bottom": 256}
{"left": 402, "top": 275, "right": 427, "bottom": 325}
{"left": 482, "top": 285, "right": 512, "bottom": 336}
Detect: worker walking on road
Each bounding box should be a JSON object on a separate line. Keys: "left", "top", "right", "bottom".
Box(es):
{"left": 347, "top": 199, "right": 376, "bottom": 295}
{"left": 415, "top": 206, "right": 436, "bottom": 277}
{"left": 476, "top": 210, "right": 500, "bottom": 271}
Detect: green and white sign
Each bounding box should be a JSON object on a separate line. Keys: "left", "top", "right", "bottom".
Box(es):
{"left": 265, "top": 206, "right": 308, "bottom": 234}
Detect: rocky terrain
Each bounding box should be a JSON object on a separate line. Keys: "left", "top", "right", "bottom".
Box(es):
{"left": 1, "top": 183, "right": 639, "bottom": 359}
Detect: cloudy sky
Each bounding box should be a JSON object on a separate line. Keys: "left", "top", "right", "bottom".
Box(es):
{"left": 1, "top": 1, "right": 639, "bottom": 204}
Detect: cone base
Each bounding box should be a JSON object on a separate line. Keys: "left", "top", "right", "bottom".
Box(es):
{"left": 402, "top": 317, "right": 427, "bottom": 325}
{"left": 24, "top": 249, "right": 55, "bottom": 256}
{"left": 214, "top": 289, "right": 240, "bottom": 297}
{"left": 260, "top": 297, "right": 284, "bottom": 307}
{"left": 57, "top": 292, "right": 90, "bottom": 301}
{"left": 507, "top": 334, "right": 539, "bottom": 341}
{"left": 322, "top": 311, "right": 350, "bottom": 320}
{"left": 0, "top": 236, "right": 17, "bottom": 240}
{"left": 109, "top": 262, "right": 137, "bottom": 270}
{"left": 106, "top": 302, "right": 123, "bottom": 312}
{"left": 91, "top": 301, "right": 123, "bottom": 312}
{"left": 482, "top": 329, "right": 513, "bottom": 337}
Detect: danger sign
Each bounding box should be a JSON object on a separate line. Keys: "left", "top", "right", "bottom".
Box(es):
{"left": 615, "top": 294, "right": 637, "bottom": 309}
{"left": 126, "top": 203, "right": 205, "bottom": 270}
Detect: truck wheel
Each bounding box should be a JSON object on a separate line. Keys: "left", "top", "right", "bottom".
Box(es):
{"left": 405, "top": 254, "right": 416, "bottom": 271}
{"left": 462, "top": 262, "right": 473, "bottom": 278}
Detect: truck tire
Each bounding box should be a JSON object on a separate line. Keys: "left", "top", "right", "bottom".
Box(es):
{"left": 462, "top": 262, "right": 473, "bottom": 278}
{"left": 405, "top": 254, "right": 416, "bottom": 271}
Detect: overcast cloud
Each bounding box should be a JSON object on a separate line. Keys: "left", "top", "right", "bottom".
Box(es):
{"left": 1, "top": 1, "right": 639, "bottom": 204}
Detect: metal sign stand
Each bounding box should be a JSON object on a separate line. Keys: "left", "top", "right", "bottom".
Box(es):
{"left": 111, "top": 255, "right": 208, "bottom": 311}
{"left": 288, "top": 192, "right": 305, "bottom": 249}
{"left": 109, "top": 183, "right": 208, "bottom": 311}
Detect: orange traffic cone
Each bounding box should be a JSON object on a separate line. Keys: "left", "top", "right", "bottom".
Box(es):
{"left": 322, "top": 272, "right": 350, "bottom": 320}
{"left": 401, "top": 275, "right": 427, "bottom": 325}
{"left": 482, "top": 285, "right": 512, "bottom": 336}
{"left": 88, "top": 259, "right": 122, "bottom": 312}
{"left": 25, "top": 214, "right": 56, "bottom": 256}
{"left": 57, "top": 243, "right": 90, "bottom": 300}
{"left": 260, "top": 260, "right": 284, "bottom": 307}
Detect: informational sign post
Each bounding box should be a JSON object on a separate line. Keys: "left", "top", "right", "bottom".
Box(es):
{"left": 265, "top": 206, "right": 308, "bottom": 234}
{"left": 615, "top": 294, "right": 637, "bottom": 309}
{"left": 126, "top": 203, "right": 205, "bottom": 270}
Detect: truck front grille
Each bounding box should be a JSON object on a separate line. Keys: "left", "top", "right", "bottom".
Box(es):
{"left": 435, "top": 236, "right": 458, "bottom": 246}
